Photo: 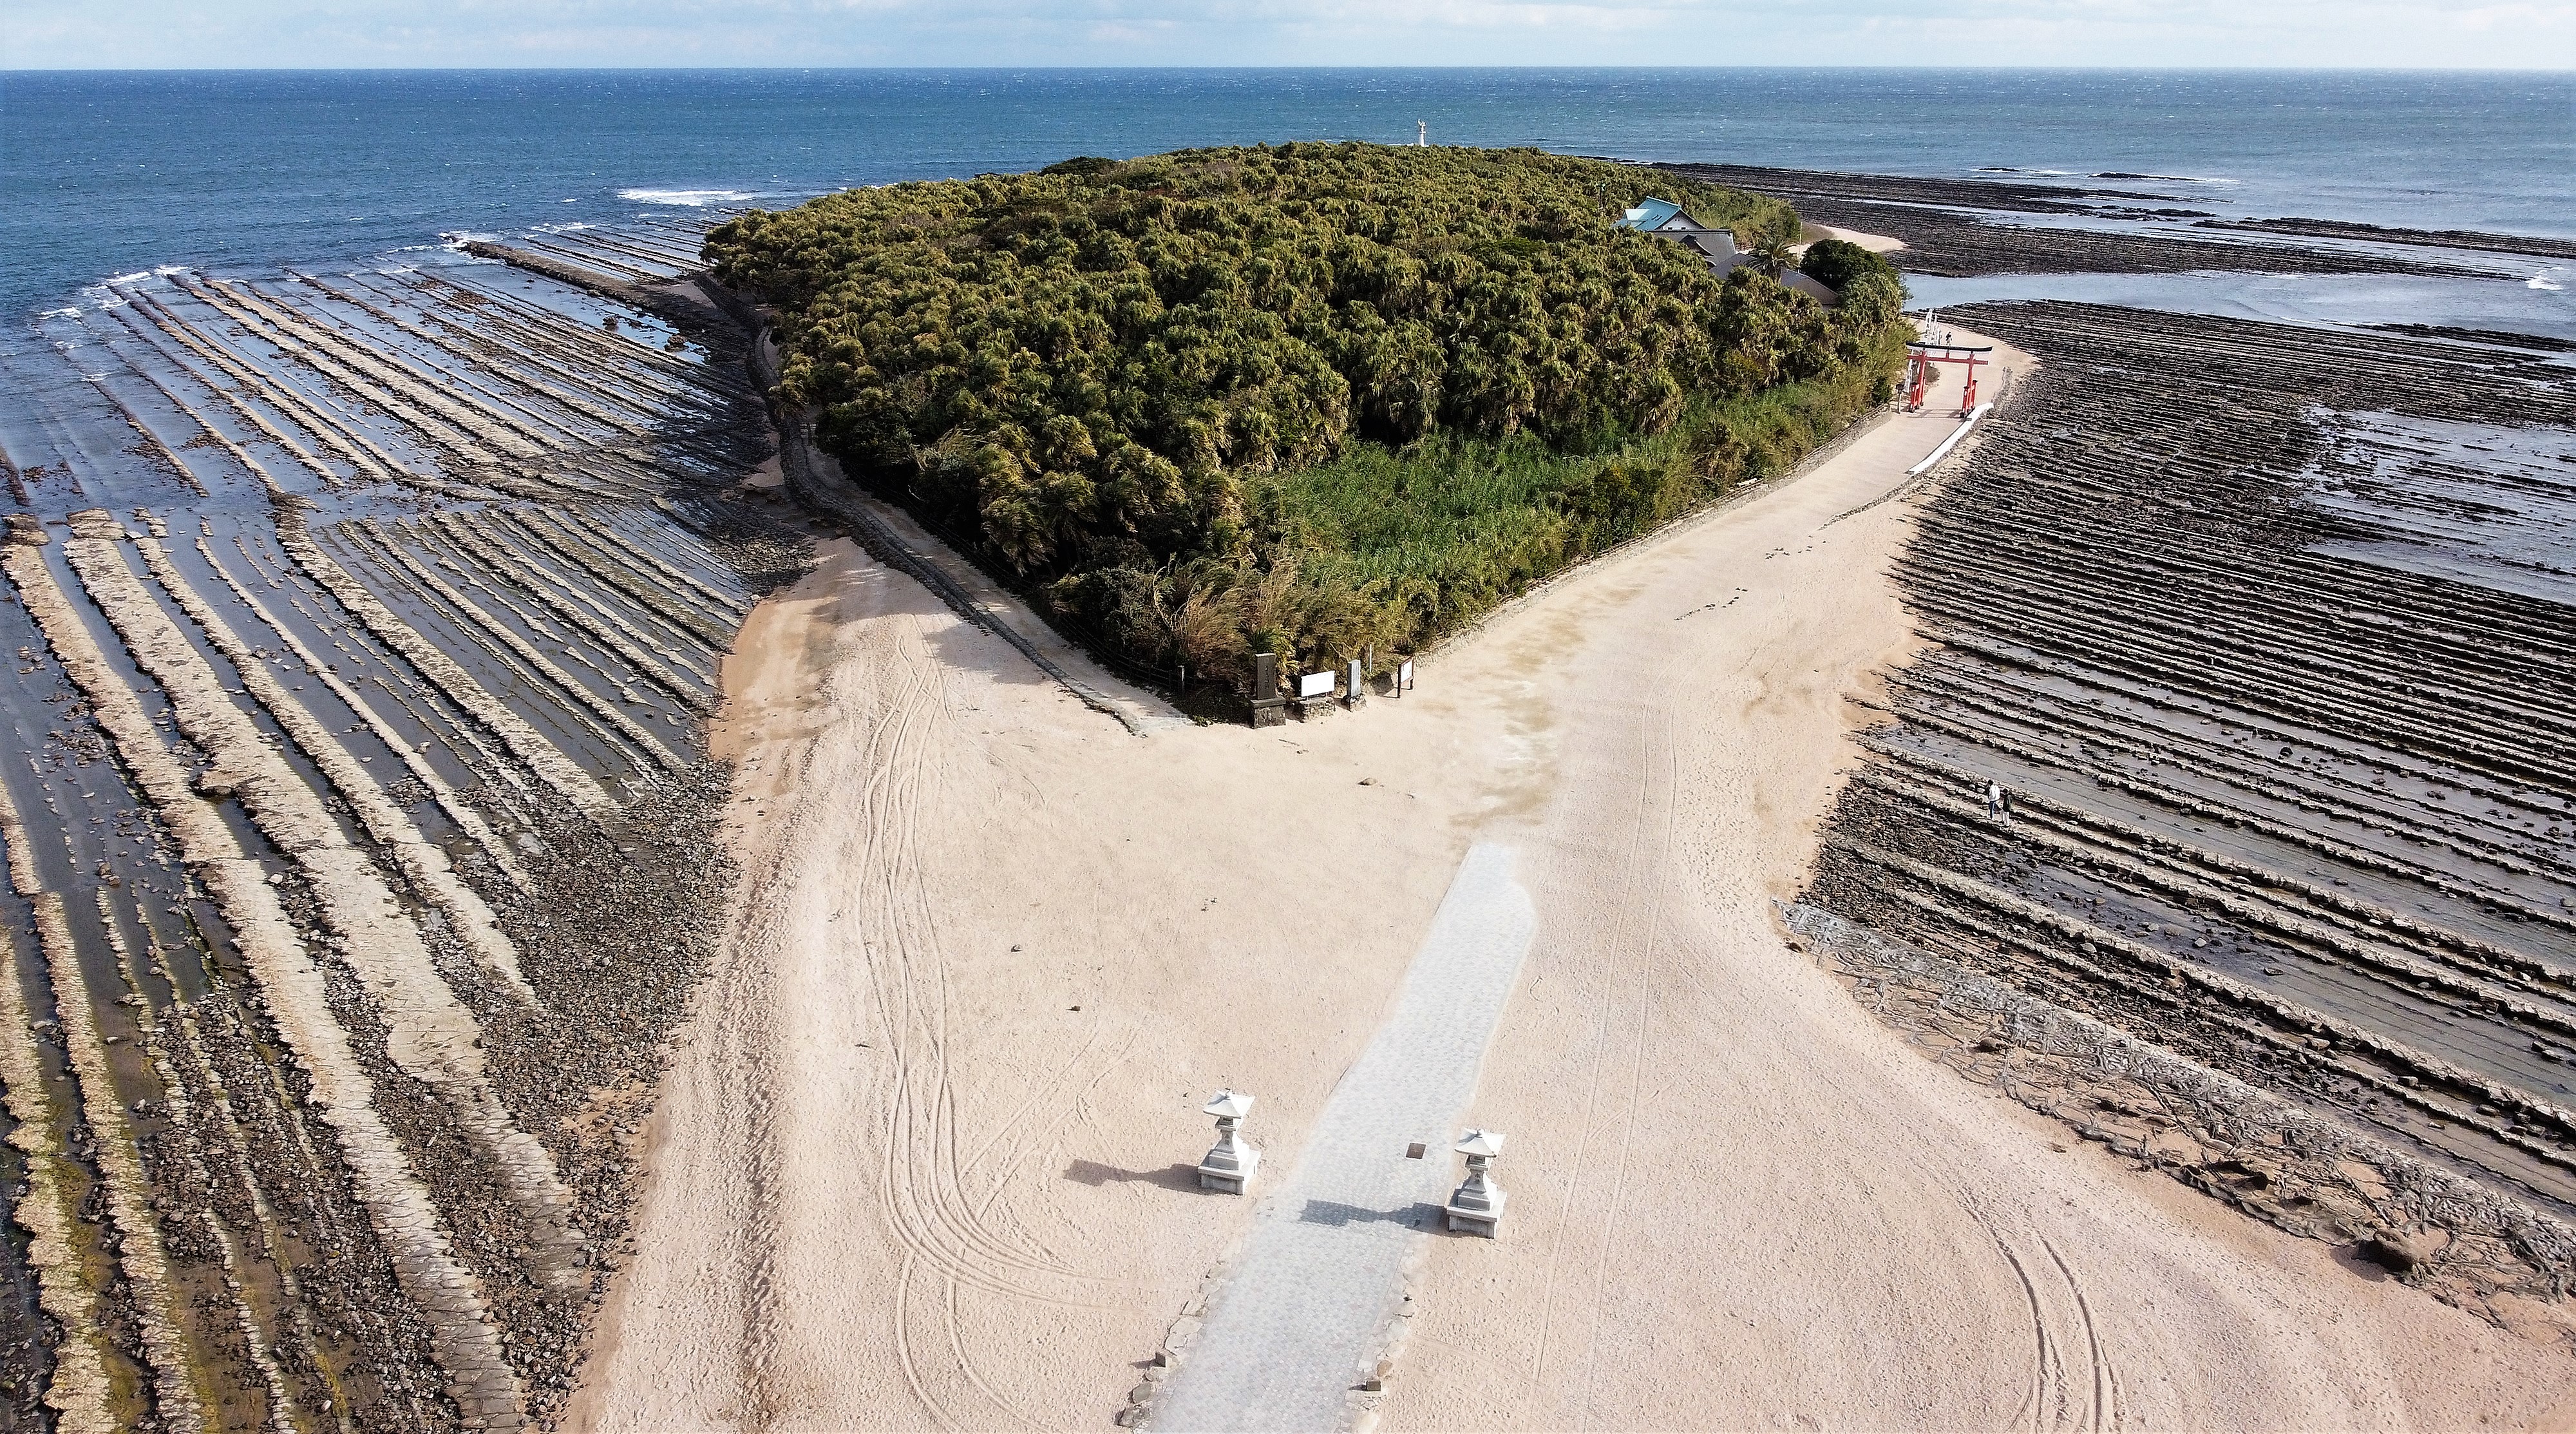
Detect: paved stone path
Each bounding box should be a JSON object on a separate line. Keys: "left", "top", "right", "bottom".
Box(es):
{"left": 1149, "top": 843, "right": 1537, "bottom": 1433}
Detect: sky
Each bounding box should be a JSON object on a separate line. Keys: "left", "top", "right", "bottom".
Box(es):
{"left": 3, "top": 0, "right": 2571, "bottom": 70}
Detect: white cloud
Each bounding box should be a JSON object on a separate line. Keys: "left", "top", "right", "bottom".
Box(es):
{"left": 3, "top": 0, "right": 2570, "bottom": 65}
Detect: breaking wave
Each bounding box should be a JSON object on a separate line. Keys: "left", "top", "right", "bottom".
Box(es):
{"left": 2096, "top": 171, "right": 2237, "bottom": 184}
{"left": 619, "top": 188, "right": 761, "bottom": 207}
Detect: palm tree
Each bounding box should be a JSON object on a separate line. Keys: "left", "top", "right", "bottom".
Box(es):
{"left": 1751, "top": 234, "right": 1797, "bottom": 280}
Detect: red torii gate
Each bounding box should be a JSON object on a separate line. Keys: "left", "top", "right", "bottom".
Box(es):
{"left": 1904, "top": 338, "right": 1993, "bottom": 416}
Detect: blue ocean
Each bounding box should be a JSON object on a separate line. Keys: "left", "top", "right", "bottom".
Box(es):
{"left": 4, "top": 68, "right": 2573, "bottom": 331}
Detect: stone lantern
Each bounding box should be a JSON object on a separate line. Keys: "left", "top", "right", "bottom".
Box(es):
{"left": 1197, "top": 1090, "right": 1260, "bottom": 1194}
{"left": 1444, "top": 1129, "right": 1506, "bottom": 1237}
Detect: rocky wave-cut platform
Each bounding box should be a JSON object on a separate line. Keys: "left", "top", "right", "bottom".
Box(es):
{"left": 0, "top": 225, "right": 806, "bottom": 1429}
{"left": 1804, "top": 302, "right": 2576, "bottom": 1335}
{"left": 1660, "top": 163, "right": 2550, "bottom": 280}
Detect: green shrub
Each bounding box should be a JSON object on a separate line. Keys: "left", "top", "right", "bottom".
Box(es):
{"left": 1075, "top": 321, "right": 1908, "bottom": 679}
{"left": 708, "top": 144, "right": 1910, "bottom": 687}
{"left": 1797, "top": 237, "right": 1902, "bottom": 295}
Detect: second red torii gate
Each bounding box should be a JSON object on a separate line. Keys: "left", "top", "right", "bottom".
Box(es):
{"left": 1904, "top": 338, "right": 1994, "bottom": 415}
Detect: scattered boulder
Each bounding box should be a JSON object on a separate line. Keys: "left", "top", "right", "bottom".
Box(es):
{"left": 2362, "top": 1226, "right": 2447, "bottom": 1274}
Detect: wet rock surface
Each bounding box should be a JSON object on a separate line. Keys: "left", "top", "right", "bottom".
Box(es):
{"left": 1801, "top": 300, "right": 2576, "bottom": 1337}
{"left": 1785, "top": 904, "right": 2576, "bottom": 1346}
{"left": 1662, "top": 163, "right": 2556, "bottom": 278}
{"left": 0, "top": 220, "right": 808, "bottom": 1428}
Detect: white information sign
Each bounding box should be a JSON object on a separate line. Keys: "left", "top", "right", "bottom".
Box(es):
{"left": 1297, "top": 670, "right": 1336, "bottom": 700}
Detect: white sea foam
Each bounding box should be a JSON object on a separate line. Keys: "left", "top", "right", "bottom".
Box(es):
{"left": 38, "top": 307, "right": 79, "bottom": 319}
{"left": 1982, "top": 166, "right": 2236, "bottom": 186}
{"left": 2095, "top": 171, "right": 2237, "bottom": 184}
{"left": 619, "top": 188, "right": 761, "bottom": 207}
{"left": 2533, "top": 270, "right": 2566, "bottom": 292}
{"left": 102, "top": 269, "right": 154, "bottom": 287}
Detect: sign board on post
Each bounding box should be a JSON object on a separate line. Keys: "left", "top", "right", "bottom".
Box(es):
{"left": 1297, "top": 670, "right": 1336, "bottom": 700}
{"left": 1399, "top": 660, "right": 1414, "bottom": 694}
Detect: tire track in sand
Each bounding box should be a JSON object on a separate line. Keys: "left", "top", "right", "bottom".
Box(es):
{"left": 1966, "top": 1194, "right": 2126, "bottom": 1432}
{"left": 1569, "top": 711, "right": 1674, "bottom": 1430}
{"left": 729, "top": 608, "right": 1127, "bottom": 1434}
{"left": 849, "top": 620, "right": 1114, "bottom": 1433}
{"left": 1522, "top": 707, "right": 1672, "bottom": 1431}
{"left": 1983, "top": 1218, "right": 2063, "bottom": 1431}
{"left": 857, "top": 628, "right": 1090, "bottom": 1287}
{"left": 2042, "top": 1237, "right": 2123, "bottom": 1432}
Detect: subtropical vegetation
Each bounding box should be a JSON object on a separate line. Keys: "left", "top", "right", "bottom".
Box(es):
{"left": 1797, "top": 236, "right": 1904, "bottom": 293}
{"left": 706, "top": 143, "right": 1911, "bottom": 691}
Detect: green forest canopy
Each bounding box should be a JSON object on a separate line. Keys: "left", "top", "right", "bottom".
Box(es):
{"left": 706, "top": 143, "right": 1909, "bottom": 688}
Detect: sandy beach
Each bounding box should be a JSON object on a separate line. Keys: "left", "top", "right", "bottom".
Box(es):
{"left": 1812, "top": 224, "right": 1908, "bottom": 254}
{"left": 572, "top": 339, "right": 2576, "bottom": 1431}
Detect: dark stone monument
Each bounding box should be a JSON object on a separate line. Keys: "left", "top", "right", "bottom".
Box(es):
{"left": 1250, "top": 651, "right": 1285, "bottom": 728}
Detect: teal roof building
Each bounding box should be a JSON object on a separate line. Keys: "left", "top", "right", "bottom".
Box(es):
{"left": 1615, "top": 196, "right": 1687, "bottom": 231}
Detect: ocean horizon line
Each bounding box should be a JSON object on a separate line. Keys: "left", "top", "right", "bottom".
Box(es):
{"left": 7, "top": 62, "right": 2575, "bottom": 75}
